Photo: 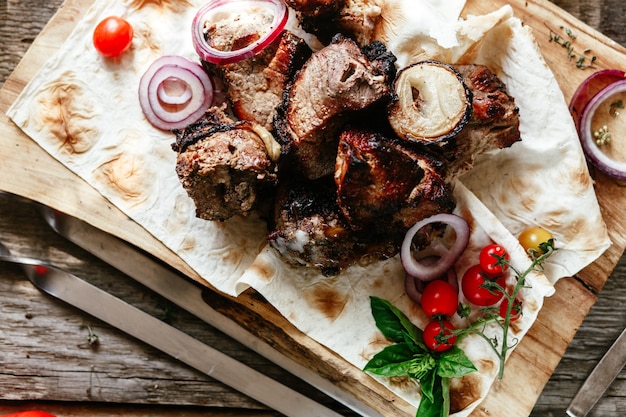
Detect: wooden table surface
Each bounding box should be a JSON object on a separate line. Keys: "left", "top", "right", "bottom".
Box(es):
{"left": 1, "top": 0, "right": 626, "bottom": 416}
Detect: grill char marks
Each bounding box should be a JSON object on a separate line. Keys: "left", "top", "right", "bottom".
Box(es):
{"left": 335, "top": 128, "right": 455, "bottom": 237}
{"left": 443, "top": 64, "right": 521, "bottom": 177}
{"left": 285, "top": 0, "right": 381, "bottom": 46}
{"left": 173, "top": 107, "right": 278, "bottom": 221}
{"left": 204, "top": 31, "right": 312, "bottom": 131}
{"left": 274, "top": 34, "right": 396, "bottom": 179}
{"left": 268, "top": 176, "right": 397, "bottom": 275}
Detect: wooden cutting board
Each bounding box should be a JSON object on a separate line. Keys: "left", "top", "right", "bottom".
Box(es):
{"left": 1, "top": 0, "right": 626, "bottom": 415}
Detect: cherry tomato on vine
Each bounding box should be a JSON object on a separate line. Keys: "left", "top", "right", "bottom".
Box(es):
{"left": 478, "top": 244, "right": 509, "bottom": 277}
{"left": 461, "top": 264, "right": 506, "bottom": 307}
{"left": 93, "top": 16, "right": 134, "bottom": 58}
{"left": 420, "top": 280, "right": 458, "bottom": 318}
{"left": 499, "top": 298, "right": 523, "bottom": 322}
{"left": 518, "top": 227, "right": 554, "bottom": 255}
{"left": 0, "top": 412, "right": 57, "bottom": 417}
{"left": 423, "top": 319, "right": 457, "bottom": 352}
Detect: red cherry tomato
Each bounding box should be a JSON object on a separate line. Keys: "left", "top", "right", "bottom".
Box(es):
{"left": 499, "top": 298, "right": 523, "bottom": 322}
{"left": 423, "top": 319, "right": 457, "bottom": 352}
{"left": 478, "top": 244, "right": 509, "bottom": 277}
{"left": 93, "top": 16, "right": 134, "bottom": 58}
{"left": 0, "top": 412, "right": 57, "bottom": 417}
{"left": 461, "top": 264, "right": 505, "bottom": 307}
{"left": 420, "top": 280, "right": 458, "bottom": 318}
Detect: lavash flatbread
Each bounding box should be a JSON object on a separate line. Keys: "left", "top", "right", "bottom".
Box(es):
{"left": 6, "top": 0, "right": 610, "bottom": 415}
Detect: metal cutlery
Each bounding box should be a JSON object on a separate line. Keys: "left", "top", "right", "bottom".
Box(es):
{"left": 0, "top": 240, "right": 343, "bottom": 417}
{"left": 566, "top": 327, "right": 626, "bottom": 417}
{"left": 1, "top": 191, "right": 382, "bottom": 417}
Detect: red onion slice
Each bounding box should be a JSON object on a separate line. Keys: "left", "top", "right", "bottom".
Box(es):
{"left": 191, "top": 0, "right": 288, "bottom": 65}
{"left": 157, "top": 77, "right": 193, "bottom": 105}
{"left": 578, "top": 79, "right": 626, "bottom": 179}
{"left": 569, "top": 69, "right": 625, "bottom": 130}
{"left": 404, "top": 265, "right": 458, "bottom": 305}
{"left": 401, "top": 213, "right": 470, "bottom": 282}
{"left": 138, "top": 55, "right": 214, "bottom": 131}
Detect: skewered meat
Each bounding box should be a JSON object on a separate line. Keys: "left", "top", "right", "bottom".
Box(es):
{"left": 387, "top": 61, "right": 520, "bottom": 178}
{"left": 203, "top": 31, "right": 312, "bottom": 131}
{"left": 173, "top": 106, "right": 280, "bottom": 221}
{"left": 268, "top": 176, "right": 396, "bottom": 275}
{"left": 335, "top": 128, "right": 455, "bottom": 236}
{"left": 286, "top": 0, "right": 381, "bottom": 46}
{"left": 274, "top": 34, "right": 396, "bottom": 179}
{"left": 445, "top": 64, "right": 521, "bottom": 177}
{"left": 284, "top": 0, "right": 342, "bottom": 17}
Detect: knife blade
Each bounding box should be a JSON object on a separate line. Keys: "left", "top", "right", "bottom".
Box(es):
{"left": 566, "top": 327, "right": 626, "bottom": 417}
{"left": 0, "top": 246, "right": 342, "bottom": 417}
{"left": 28, "top": 197, "right": 384, "bottom": 417}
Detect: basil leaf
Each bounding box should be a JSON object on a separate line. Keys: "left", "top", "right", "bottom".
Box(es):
{"left": 436, "top": 346, "right": 477, "bottom": 378}
{"left": 440, "top": 376, "right": 451, "bottom": 417}
{"left": 370, "top": 296, "right": 424, "bottom": 347}
{"left": 418, "top": 367, "right": 437, "bottom": 404}
{"left": 363, "top": 343, "right": 415, "bottom": 376}
{"left": 415, "top": 373, "right": 444, "bottom": 417}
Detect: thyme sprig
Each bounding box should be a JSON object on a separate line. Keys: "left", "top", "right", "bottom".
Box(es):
{"left": 547, "top": 25, "right": 596, "bottom": 69}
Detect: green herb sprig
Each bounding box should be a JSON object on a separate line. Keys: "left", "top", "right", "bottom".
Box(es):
{"left": 548, "top": 25, "right": 596, "bottom": 69}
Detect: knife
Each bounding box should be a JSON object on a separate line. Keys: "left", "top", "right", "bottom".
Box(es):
{"left": 566, "top": 327, "right": 626, "bottom": 416}
{"left": 0, "top": 244, "right": 342, "bottom": 417}
{"left": 10, "top": 192, "right": 383, "bottom": 417}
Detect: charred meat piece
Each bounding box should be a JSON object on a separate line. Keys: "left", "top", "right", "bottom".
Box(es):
{"left": 335, "top": 128, "right": 455, "bottom": 237}
{"left": 285, "top": 0, "right": 343, "bottom": 17}
{"left": 287, "top": 0, "right": 381, "bottom": 46}
{"left": 446, "top": 64, "right": 521, "bottom": 177}
{"left": 173, "top": 107, "right": 280, "bottom": 221}
{"left": 268, "top": 176, "right": 395, "bottom": 275}
{"left": 204, "top": 31, "right": 312, "bottom": 131}
{"left": 274, "top": 34, "right": 396, "bottom": 179}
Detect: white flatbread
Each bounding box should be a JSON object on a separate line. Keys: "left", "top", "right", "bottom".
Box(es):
{"left": 6, "top": 0, "right": 610, "bottom": 414}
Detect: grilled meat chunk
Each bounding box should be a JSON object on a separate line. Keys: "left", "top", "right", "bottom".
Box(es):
{"left": 173, "top": 107, "right": 279, "bottom": 221}
{"left": 446, "top": 64, "right": 520, "bottom": 177}
{"left": 335, "top": 128, "right": 455, "bottom": 237}
{"left": 274, "top": 34, "right": 396, "bottom": 179}
{"left": 287, "top": 0, "right": 381, "bottom": 46}
{"left": 285, "top": 0, "right": 343, "bottom": 17}
{"left": 268, "top": 176, "right": 395, "bottom": 275}
{"left": 203, "top": 31, "right": 312, "bottom": 131}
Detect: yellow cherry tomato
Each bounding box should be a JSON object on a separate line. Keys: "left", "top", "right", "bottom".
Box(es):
{"left": 518, "top": 227, "right": 554, "bottom": 255}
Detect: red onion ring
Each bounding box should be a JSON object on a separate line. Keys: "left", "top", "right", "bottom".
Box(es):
{"left": 157, "top": 77, "right": 193, "bottom": 105}
{"left": 400, "top": 213, "right": 470, "bottom": 282}
{"left": 578, "top": 79, "right": 626, "bottom": 179}
{"left": 404, "top": 263, "right": 458, "bottom": 305}
{"left": 569, "top": 69, "right": 625, "bottom": 130}
{"left": 191, "top": 0, "right": 288, "bottom": 65}
{"left": 138, "top": 55, "right": 214, "bottom": 131}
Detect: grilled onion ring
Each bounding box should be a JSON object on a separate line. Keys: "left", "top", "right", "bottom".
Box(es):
{"left": 388, "top": 60, "right": 472, "bottom": 144}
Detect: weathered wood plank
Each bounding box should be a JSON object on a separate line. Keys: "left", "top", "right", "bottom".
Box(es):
{"left": 1, "top": 0, "right": 626, "bottom": 416}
